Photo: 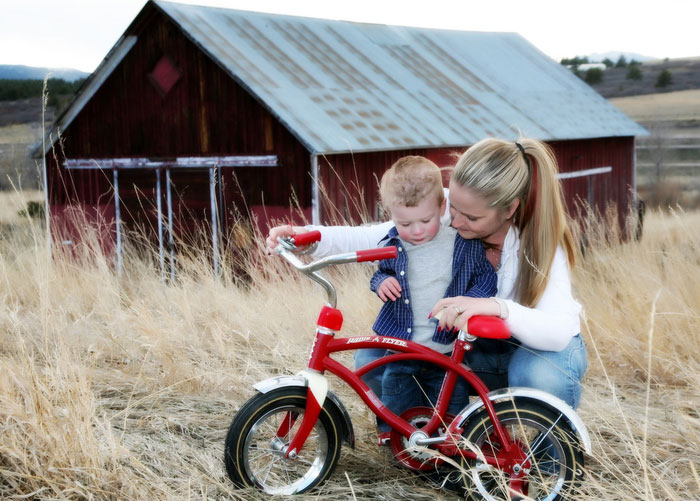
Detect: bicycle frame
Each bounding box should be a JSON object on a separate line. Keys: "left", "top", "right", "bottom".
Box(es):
{"left": 281, "top": 313, "right": 523, "bottom": 470}
{"left": 273, "top": 232, "right": 524, "bottom": 471}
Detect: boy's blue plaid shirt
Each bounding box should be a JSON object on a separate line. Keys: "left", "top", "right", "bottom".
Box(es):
{"left": 370, "top": 226, "right": 497, "bottom": 345}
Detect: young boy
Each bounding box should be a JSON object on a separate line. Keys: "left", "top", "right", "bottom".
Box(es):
{"left": 368, "top": 156, "right": 497, "bottom": 433}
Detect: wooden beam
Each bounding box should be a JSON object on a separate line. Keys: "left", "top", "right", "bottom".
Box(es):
{"left": 558, "top": 166, "right": 612, "bottom": 180}
{"left": 64, "top": 155, "right": 278, "bottom": 169}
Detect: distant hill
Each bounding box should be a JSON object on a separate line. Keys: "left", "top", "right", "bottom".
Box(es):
{"left": 0, "top": 64, "right": 89, "bottom": 82}
{"left": 574, "top": 56, "right": 700, "bottom": 98}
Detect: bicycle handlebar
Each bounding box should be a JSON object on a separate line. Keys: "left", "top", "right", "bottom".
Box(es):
{"left": 357, "top": 247, "right": 398, "bottom": 262}
{"left": 275, "top": 232, "right": 510, "bottom": 339}
{"left": 275, "top": 232, "right": 397, "bottom": 308}
{"left": 291, "top": 230, "right": 322, "bottom": 247}
{"left": 466, "top": 315, "right": 510, "bottom": 340}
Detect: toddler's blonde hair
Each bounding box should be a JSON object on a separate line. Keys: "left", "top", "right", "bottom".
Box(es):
{"left": 379, "top": 156, "right": 444, "bottom": 211}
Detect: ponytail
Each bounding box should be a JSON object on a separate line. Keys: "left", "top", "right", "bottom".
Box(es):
{"left": 515, "top": 139, "right": 576, "bottom": 307}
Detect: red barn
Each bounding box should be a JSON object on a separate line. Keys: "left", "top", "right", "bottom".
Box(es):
{"left": 40, "top": 0, "right": 646, "bottom": 272}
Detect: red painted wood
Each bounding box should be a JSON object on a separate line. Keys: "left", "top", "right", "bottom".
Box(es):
{"left": 46, "top": 3, "right": 636, "bottom": 258}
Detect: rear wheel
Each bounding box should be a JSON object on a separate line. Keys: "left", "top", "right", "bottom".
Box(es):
{"left": 224, "top": 387, "right": 343, "bottom": 494}
{"left": 460, "top": 400, "right": 585, "bottom": 500}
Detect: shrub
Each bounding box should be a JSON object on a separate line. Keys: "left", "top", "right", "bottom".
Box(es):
{"left": 584, "top": 68, "right": 604, "bottom": 85}
{"left": 626, "top": 65, "right": 642, "bottom": 80}
{"left": 17, "top": 200, "right": 45, "bottom": 219}
{"left": 655, "top": 69, "right": 672, "bottom": 88}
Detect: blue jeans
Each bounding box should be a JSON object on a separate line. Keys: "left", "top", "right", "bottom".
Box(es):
{"left": 466, "top": 334, "right": 588, "bottom": 409}
{"left": 379, "top": 357, "right": 471, "bottom": 432}
{"left": 354, "top": 348, "right": 387, "bottom": 397}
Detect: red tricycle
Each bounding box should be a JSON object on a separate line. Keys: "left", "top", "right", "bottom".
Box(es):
{"left": 224, "top": 231, "right": 590, "bottom": 499}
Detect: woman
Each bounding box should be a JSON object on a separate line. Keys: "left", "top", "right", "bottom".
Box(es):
{"left": 267, "top": 137, "right": 587, "bottom": 409}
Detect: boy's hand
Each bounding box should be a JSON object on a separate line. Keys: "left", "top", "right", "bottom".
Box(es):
{"left": 377, "top": 277, "right": 402, "bottom": 302}
{"left": 265, "top": 224, "right": 306, "bottom": 254}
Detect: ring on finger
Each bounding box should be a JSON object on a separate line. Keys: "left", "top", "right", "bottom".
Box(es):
{"left": 453, "top": 306, "right": 464, "bottom": 314}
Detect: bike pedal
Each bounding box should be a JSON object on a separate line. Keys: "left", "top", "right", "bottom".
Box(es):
{"left": 377, "top": 432, "right": 391, "bottom": 446}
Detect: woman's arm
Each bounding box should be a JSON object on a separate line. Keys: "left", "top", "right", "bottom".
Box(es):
{"left": 431, "top": 247, "right": 581, "bottom": 352}
{"left": 306, "top": 222, "right": 394, "bottom": 257}
{"left": 501, "top": 247, "right": 581, "bottom": 351}
{"left": 265, "top": 222, "right": 392, "bottom": 256}
{"left": 266, "top": 188, "right": 451, "bottom": 257}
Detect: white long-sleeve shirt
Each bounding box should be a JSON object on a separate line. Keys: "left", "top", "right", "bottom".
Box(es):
{"left": 305, "top": 193, "right": 581, "bottom": 352}
{"left": 494, "top": 226, "right": 581, "bottom": 351}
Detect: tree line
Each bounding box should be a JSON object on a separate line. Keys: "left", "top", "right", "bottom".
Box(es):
{"left": 0, "top": 78, "right": 86, "bottom": 106}
{"left": 560, "top": 55, "right": 673, "bottom": 89}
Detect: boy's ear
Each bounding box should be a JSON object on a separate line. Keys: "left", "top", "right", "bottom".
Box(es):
{"left": 440, "top": 198, "right": 447, "bottom": 214}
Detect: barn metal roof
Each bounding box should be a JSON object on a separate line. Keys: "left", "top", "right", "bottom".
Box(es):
{"left": 42, "top": 0, "right": 647, "bottom": 156}
{"left": 152, "top": 0, "right": 646, "bottom": 154}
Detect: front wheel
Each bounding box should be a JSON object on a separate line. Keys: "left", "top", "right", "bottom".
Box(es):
{"left": 224, "top": 387, "right": 343, "bottom": 494}
{"left": 460, "top": 399, "right": 585, "bottom": 500}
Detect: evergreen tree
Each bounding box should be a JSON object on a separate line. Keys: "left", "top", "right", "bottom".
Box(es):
{"left": 655, "top": 69, "right": 672, "bottom": 88}
{"left": 584, "top": 68, "right": 604, "bottom": 85}
{"left": 626, "top": 65, "right": 642, "bottom": 80}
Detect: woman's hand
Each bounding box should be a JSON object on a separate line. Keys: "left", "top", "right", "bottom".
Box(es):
{"left": 265, "top": 224, "right": 307, "bottom": 253}
{"left": 430, "top": 297, "right": 501, "bottom": 331}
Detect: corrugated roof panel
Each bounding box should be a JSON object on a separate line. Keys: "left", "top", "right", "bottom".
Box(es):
{"left": 154, "top": 0, "right": 647, "bottom": 154}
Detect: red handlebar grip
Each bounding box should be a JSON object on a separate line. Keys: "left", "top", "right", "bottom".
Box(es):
{"left": 467, "top": 315, "right": 511, "bottom": 339}
{"left": 291, "top": 230, "right": 322, "bottom": 247}
{"left": 356, "top": 246, "right": 398, "bottom": 263}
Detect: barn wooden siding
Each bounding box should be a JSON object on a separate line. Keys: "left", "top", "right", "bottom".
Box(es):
{"left": 47, "top": 8, "right": 312, "bottom": 249}
{"left": 551, "top": 136, "right": 635, "bottom": 230}
{"left": 320, "top": 137, "right": 635, "bottom": 225}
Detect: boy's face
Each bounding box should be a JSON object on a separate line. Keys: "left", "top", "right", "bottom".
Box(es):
{"left": 390, "top": 196, "right": 444, "bottom": 245}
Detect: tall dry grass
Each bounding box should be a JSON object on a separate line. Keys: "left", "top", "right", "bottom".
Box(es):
{"left": 0, "top": 190, "right": 699, "bottom": 500}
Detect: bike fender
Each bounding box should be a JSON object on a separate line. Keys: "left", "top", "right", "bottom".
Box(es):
{"left": 454, "top": 387, "right": 592, "bottom": 455}
{"left": 252, "top": 375, "right": 355, "bottom": 448}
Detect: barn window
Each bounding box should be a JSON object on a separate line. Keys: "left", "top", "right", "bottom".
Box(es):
{"left": 148, "top": 55, "right": 181, "bottom": 96}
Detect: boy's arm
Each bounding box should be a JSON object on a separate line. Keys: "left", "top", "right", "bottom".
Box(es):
{"left": 464, "top": 244, "right": 498, "bottom": 298}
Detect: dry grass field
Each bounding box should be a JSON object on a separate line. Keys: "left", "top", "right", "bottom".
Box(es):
{"left": 609, "top": 89, "right": 700, "bottom": 209}
{"left": 609, "top": 89, "right": 700, "bottom": 125}
{"left": 0, "top": 122, "right": 43, "bottom": 190}
{"left": 1, "top": 190, "right": 699, "bottom": 500}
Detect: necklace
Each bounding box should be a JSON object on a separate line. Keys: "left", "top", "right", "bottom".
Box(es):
{"left": 485, "top": 246, "right": 502, "bottom": 272}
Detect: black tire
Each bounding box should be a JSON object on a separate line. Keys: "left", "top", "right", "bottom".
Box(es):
{"left": 460, "top": 399, "right": 585, "bottom": 500}
{"left": 224, "top": 387, "right": 343, "bottom": 494}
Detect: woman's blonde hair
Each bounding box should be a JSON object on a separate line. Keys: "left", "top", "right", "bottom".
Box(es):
{"left": 380, "top": 156, "right": 444, "bottom": 210}
{"left": 452, "top": 137, "right": 576, "bottom": 307}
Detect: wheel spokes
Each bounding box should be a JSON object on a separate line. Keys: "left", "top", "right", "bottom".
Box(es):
{"left": 244, "top": 405, "right": 328, "bottom": 493}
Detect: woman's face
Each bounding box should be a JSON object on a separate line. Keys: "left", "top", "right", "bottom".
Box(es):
{"left": 448, "top": 180, "right": 512, "bottom": 242}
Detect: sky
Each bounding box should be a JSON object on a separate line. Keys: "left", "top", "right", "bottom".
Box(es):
{"left": 1, "top": 0, "right": 698, "bottom": 73}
